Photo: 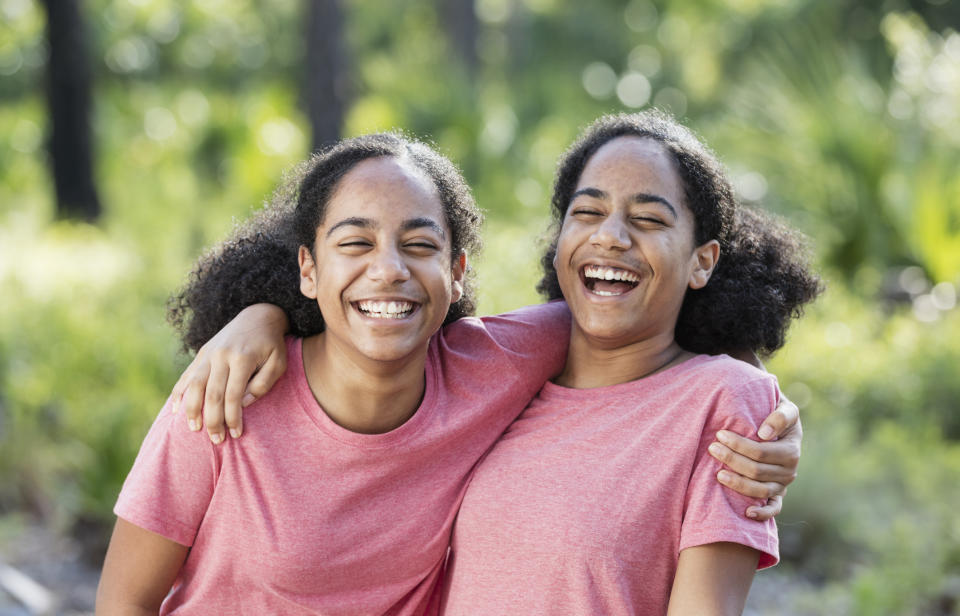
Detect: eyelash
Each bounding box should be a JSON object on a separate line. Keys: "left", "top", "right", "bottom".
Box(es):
{"left": 337, "top": 240, "right": 438, "bottom": 250}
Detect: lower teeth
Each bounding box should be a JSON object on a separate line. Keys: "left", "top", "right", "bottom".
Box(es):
{"left": 362, "top": 311, "right": 410, "bottom": 319}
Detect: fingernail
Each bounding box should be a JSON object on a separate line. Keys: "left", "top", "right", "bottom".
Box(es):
{"left": 716, "top": 430, "right": 732, "bottom": 444}
{"left": 758, "top": 425, "right": 774, "bottom": 440}
{"left": 188, "top": 419, "right": 200, "bottom": 431}
{"left": 746, "top": 510, "right": 759, "bottom": 519}
{"left": 230, "top": 428, "right": 241, "bottom": 439}
{"left": 708, "top": 443, "right": 723, "bottom": 457}
{"left": 210, "top": 432, "right": 223, "bottom": 444}
{"left": 717, "top": 470, "right": 732, "bottom": 483}
{"left": 241, "top": 394, "right": 255, "bottom": 407}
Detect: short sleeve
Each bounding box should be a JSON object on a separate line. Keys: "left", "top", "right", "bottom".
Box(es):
{"left": 113, "top": 399, "right": 220, "bottom": 547}
{"left": 679, "top": 372, "right": 780, "bottom": 569}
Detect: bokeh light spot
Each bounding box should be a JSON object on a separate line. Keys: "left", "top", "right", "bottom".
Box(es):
{"left": 144, "top": 107, "right": 177, "bottom": 141}
{"left": 627, "top": 44, "right": 661, "bottom": 77}
{"left": 624, "top": 0, "right": 658, "bottom": 32}
{"left": 616, "top": 72, "right": 651, "bottom": 108}
{"left": 582, "top": 62, "right": 617, "bottom": 99}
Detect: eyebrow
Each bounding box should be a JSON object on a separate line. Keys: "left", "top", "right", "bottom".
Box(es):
{"left": 325, "top": 216, "right": 446, "bottom": 238}
{"left": 571, "top": 187, "right": 678, "bottom": 219}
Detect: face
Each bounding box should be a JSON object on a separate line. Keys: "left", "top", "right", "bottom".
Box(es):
{"left": 554, "top": 136, "right": 718, "bottom": 350}
{"left": 299, "top": 156, "right": 465, "bottom": 366}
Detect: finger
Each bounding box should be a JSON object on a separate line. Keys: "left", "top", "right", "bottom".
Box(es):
{"left": 223, "top": 356, "right": 259, "bottom": 439}
{"left": 203, "top": 360, "right": 229, "bottom": 445}
{"left": 242, "top": 350, "right": 288, "bottom": 407}
{"left": 716, "top": 469, "right": 786, "bottom": 501}
{"left": 757, "top": 396, "right": 799, "bottom": 440}
{"left": 181, "top": 376, "right": 207, "bottom": 433}
{"left": 170, "top": 373, "right": 187, "bottom": 415}
{"left": 708, "top": 441, "right": 797, "bottom": 484}
{"left": 746, "top": 493, "right": 784, "bottom": 521}
{"left": 715, "top": 430, "right": 800, "bottom": 469}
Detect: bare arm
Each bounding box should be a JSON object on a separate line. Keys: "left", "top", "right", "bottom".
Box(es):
{"left": 171, "top": 303, "right": 290, "bottom": 443}
{"left": 666, "top": 543, "right": 759, "bottom": 616}
{"left": 96, "top": 518, "right": 189, "bottom": 615}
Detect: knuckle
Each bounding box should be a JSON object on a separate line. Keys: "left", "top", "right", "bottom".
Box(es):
{"left": 247, "top": 382, "right": 269, "bottom": 397}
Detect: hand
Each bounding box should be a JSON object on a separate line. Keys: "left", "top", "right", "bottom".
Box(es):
{"left": 170, "top": 303, "right": 290, "bottom": 444}
{"left": 708, "top": 396, "right": 802, "bottom": 521}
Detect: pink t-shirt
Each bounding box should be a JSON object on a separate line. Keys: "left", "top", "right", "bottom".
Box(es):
{"left": 441, "top": 354, "right": 779, "bottom": 616}
{"left": 114, "top": 302, "right": 570, "bottom": 615}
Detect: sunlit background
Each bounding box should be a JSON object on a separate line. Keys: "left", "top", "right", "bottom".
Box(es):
{"left": 1, "top": 0, "right": 958, "bottom": 613}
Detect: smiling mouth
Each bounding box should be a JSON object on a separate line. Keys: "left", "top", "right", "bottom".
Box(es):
{"left": 582, "top": 265, "right": 640, "bottom": 297}
{"left": 355, "top": 300, "right": 418, "bottom": 319}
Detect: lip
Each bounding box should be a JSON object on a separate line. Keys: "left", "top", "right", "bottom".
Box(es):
{"left": 350, "top": 296, "right": 423, "bottom": 322}
{"left": 576, "top": 259, "right": 643, "bottom": 299}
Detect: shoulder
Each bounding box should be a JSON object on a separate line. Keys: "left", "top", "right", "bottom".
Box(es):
{"left": 440, "top": 301, "right": 571, "bottom": 351}
{"left": 701, "top": 356, "right": 779, "bottom": 432}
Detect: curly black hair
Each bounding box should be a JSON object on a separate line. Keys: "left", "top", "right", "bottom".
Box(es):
{"left": 168, "top": 132, "right": 483, "bottom": 353}
{"left": 537, "top": 111, "right": 822, "bottom": 356}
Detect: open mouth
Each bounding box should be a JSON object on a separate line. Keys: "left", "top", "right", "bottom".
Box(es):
{"left": 355, "top": 300, "right": 418, "bottom": 319}
{"left": 581, "top": 265, "right": 640, "bottom": 297}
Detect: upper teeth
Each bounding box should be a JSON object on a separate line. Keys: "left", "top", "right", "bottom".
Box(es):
{"left": 357, "top": 300, "right": 415, "bottom": 318}
{"left": 583, "top": 265, "right": 639, "bottom": 283}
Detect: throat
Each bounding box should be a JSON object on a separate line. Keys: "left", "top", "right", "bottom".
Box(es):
{"left": 301, "top": 335, "right": 427, "bottom": 434}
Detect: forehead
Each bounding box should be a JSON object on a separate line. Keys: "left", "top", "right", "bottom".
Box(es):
{"left": 577, "top": 136, "right": 686, "bottom": 209}
{"left": 324, "top": 156, "right": 447, "bottom": 230}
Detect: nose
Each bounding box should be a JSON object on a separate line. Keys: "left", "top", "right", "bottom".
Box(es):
{"left": 366, "top": 244, "right": 411, "bottom": 284}
{"left": 590, "top": 214, "right": 631, "bottom": 251}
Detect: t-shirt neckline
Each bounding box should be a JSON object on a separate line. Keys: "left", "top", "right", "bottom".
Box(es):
{"left": 539, "top": 353, "right": 714, "bottom": 400}
{"left": 289, "top": 337, "right": 439, "bottom": 449}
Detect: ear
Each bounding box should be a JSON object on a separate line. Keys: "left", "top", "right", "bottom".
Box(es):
{"left": 450, "top": 252, "right": 467, "bottom": 304}
{"left": 688, "top": 239, "right": 719, "bottom": 290}
{"left": 299, "top": 245, "right": 319, "bottom": 299}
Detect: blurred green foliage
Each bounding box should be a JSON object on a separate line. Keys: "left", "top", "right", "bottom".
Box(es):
{"left": 1, "top": 0, "right": 958, "bottom": 612}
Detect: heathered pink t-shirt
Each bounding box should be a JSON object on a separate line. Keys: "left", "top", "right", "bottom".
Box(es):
{"left": 114, "top": 302, "right": 570, "bottom": 615}
{"left": 441, "top": 354, "right": 779, "bottom": 616}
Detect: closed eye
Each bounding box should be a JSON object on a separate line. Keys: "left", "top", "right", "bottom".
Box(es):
{"left": 571, "top": 208, "right": 603, "bottom": 217}
{"left": 404, "top": 241, "right": 440, "bottom": 253}
{"left": 338, "top": 240, "right": 373, "bottom": 249}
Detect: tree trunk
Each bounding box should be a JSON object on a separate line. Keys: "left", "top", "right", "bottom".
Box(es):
{"left": 440, "top": 0, "right": 479, "bottom": 75}
{"left": 304, "top": 0, "right": 349, "bottom": 152}
{"left": 41, "top": 0, "right": 101, "bottom": 221}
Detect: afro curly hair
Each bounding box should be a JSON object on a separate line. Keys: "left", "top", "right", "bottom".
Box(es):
{"left": 537, "top": 111, "right": 822, "bottom": 356}
{"left": 168, "top": 132, "right": 483, "bottom": 353}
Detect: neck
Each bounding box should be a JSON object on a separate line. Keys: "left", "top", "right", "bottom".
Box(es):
{"left": 556, "top": 327, "right": 691, "bottom": 389}
{"left": 301, "top": 334, "right": 429, "bottom": 434}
